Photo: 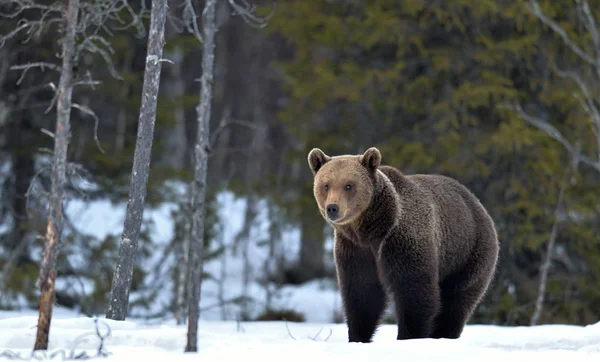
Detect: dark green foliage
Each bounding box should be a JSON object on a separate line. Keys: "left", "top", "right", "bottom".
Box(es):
{"left": 255, "top": 308, "right": 306, "bottom": 322}
{"left": 2, "top": 0, "right": 600, "bottom": 326}
{"left": 266, "top": 0, "right": 600, "bottom": 325}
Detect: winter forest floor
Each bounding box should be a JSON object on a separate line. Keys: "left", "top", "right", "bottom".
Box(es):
{"left": 0, "top": 308, "right": 599, "bottom": 361}
{"left": 1, "top": 188, "right": 600, "bottom": 360}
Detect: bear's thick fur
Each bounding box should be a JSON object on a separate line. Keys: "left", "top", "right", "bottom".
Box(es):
{"left": 308, "top": 147, "right": 499, "bottom": 343}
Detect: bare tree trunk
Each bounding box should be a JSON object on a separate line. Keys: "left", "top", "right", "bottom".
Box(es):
{"left": 233, "top": 194, "right": 258, "bottom": 319}
{"left": 33, "top": 0, "right": 79, "bottom": 351}
{"left": 106, "top": 0, "right": 168, "bottom": 321}
{"left": 218, "top": 230, "right": 228, "bottom": 320}
{"left": 530, "top": 164, "right": 571, "bottom": 326}
{"left": 115, "top": 50, "right": 134, "bottom": 154}
{"left": 186, "top": 0, "right": 217, "bottom": 353}
{"left": 175, "top": 222, "right": 190, "bottom": 325}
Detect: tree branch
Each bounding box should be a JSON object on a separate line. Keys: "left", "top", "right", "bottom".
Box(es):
{"left": 577, "top": 0, "right": 600, "bottom": 57}
{"left": 76, "top": 35, "right": 122, "bottom": 80}
{"left": 182, "top": 0, "right": 203, "bottom": 42}
{"left": 10, "top": 62, "right": 60, "bottom": 85}
{"left": 227, "top": 0, "right": 276, "bottom": 29}
{"left": 511, "top": 102, "right": 600, "bottom": 173}
{"left": 527, "top": 0, "right": 599, "bottom": 67}
{"left": 71, "top": 103, "right": 105, "bottom": 154}
{"left": 552, "top": 64, "right": 600, "bottom": 144}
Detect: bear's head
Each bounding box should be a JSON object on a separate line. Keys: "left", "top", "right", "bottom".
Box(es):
{"left": 307, "top": 147, "right": 381, "bottom": 226}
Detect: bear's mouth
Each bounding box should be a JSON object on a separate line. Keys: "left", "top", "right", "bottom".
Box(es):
{"left": 328, "top": 214, "right": 349, "bottom": 225}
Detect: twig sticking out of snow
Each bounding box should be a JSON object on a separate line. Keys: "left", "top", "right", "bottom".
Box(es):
{"left": 236, "top": 317, "right": 245, "bottom": 333}
{"left": 283, "top": 319, "right": 333, "bottom": 342}
{"left": 308, "top": 326, "right": 333, "bottom": 342}
{"left": 283, "top": 318, "right": 297, "bottom": 340}
{"left": 0, "top": 317, "right": 112, "bottom": 360}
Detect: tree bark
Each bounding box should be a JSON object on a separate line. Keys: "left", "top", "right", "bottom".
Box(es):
{"left": 175, "top": 221, "right": 190, "bottom": 325}
{"left": 106, "top": 0, "right": 168, "bottom": 321}
{"left": 186, "top": 0, "right": 217, "bottom": 352}
{"left": 33, "top": 0, "right": 79, "bottom": 351}
{"left": 530, "top": 164, "right": 571, "bottom": 326}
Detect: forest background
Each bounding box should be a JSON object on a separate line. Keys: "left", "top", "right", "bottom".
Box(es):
{"left": 1, "top": 0, "right": 600, "bottom": 329}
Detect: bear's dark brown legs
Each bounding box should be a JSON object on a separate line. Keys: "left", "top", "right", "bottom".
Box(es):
{"left": 432, "top": 246, "right": 497, "bottom": 339}
{"left": 378, "top": 238, "right": 440, "bottom": 340}
{"left": 334, "top": 236, "right": 387, "bottom": 343}
{"left": 431, "top": 283, "right": 480, "bottom": 339}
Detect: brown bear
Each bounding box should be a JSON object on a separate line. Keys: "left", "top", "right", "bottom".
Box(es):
{"left": 307, "top": 147, "right": 499, "bottom": 343}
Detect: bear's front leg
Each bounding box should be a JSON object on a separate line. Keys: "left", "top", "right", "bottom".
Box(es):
{"left": 334, "top": 233, "right": 387, "bottom": 343}
{"left": 378, "top": 234, "right": 440, "bottom": 340}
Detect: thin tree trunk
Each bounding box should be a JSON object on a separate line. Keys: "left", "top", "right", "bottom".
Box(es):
{"left": 236, "top": 194, "right": 258, "bottom": 319}
{"left": 106, "top": 0, "right": 168, "bottom": 321}
{"left": 115, "top": 50, "right": 134, "bottom": 154}
{"left": 186, "top": 0, "right": 217, "bottom": 353}
{"left": 33, "top": 0, "right": 79, "bottom": 351}
{"left": 530, "top": 164, "right": 571, "bottom": 326}
{"left": 218, "top": 230, "right": 227, "bottom": 320}
{"left": 175, "top": 223, "right": 189, "bottom": 325}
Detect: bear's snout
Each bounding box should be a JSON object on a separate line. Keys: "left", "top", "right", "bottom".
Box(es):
{"left": 326, "top": 203, "right": 339, "bottom": 220}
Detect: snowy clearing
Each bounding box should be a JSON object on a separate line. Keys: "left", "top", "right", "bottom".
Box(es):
{"left": 0, "top": 309, "right": 599, "bottom": 361}
{"left": 3, "top": 184, "right": 600, "bottom": 361}
{"left": 60, "top": 188, "right": 341, "bottom": 323}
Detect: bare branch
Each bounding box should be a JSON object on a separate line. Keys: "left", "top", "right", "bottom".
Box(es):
{"left": 73, "top": 70, "right": 102, "bottom": 89}
{"left": 10, "top": 62, "right": 59, "bottom": 85}
{"left": 71, "top": 103, "right": 105, "bottom": 154}
{"left": 577, "top": 0, "right": 600, "bottom": 56}
{"left": 0, "top": 0, "right": 63, "bottom": 19}
{"left": 510, "top": 102, "right": 600, "bottom": 172}
{"left": 0, "top": 22, "right": 33, "bottom": 48}
{"left": 40, "top": 128, "right": 55, "bottom": 139}
{"left": 308, "top": 326, "right": 333, "bottom": 342}
{"left": 76, "top": 35, "right": 123, "bottom": 80}
{"left": 553, "top": 64, "right": 600, "bottom": 131}
{"left": 284, "top": 319, "right": 297, "bottom": 340}
{"left": 183, "top": 0, "right": 203, "bottom": 42}
{"left": 527, "top": 0, "right": 599, "bottom": 67}
{"left": 0, "top": 1, "right": 64, "bottom": 47}
{"left": 209, "top": 119, "right": 270, "bottom": 148}
{"left": 227, "top": 0, "right": 276, "bottom": 29}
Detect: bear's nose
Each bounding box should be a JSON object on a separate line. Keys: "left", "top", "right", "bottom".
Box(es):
{"left": 326, "top": 203, "right": 339, "bottom": 220}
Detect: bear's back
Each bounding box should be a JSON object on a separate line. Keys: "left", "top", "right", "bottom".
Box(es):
{"left": 378, "top": 166, "right": 493, "bottom": 280}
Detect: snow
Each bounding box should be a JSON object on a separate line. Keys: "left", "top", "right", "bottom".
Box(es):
{"left": 0, "top": 310, "right": 599, "bottom": 361}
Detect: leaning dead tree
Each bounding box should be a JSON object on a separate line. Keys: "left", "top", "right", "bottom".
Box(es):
{"left": 514, "top": 0, "right": 600, "bottom": 175}
{"left": 106, "top": 0, "right": 169, "bottom": 321}
{"left": 0, "top": 0, "right": 143, "bottom": 350}
{"left": 183, "top": 0, "right": 275, "bottom": 353}
{"left": 33, "top": 0, "right": 80, "bottom": 351}
{"left": 530, "top": 160, "right": 572, "bottom": 326}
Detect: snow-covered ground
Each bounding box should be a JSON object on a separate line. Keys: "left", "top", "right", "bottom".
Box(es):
{"left": 0, "top": 309, "right": 599, "bottom": 361}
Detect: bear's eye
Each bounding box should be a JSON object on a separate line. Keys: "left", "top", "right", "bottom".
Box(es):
{"left": 345, "top": 184, "right": 352, "bottom": 191}
{"left": 324, "top": 184, "right": 329, "bottom": 191}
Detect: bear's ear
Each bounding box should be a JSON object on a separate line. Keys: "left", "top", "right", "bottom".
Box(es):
{"left": 360, "top": 147, "right": 381, "bottom": 171}
{"left": 308, "top": 148, "right": 331, "bottom": 175}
